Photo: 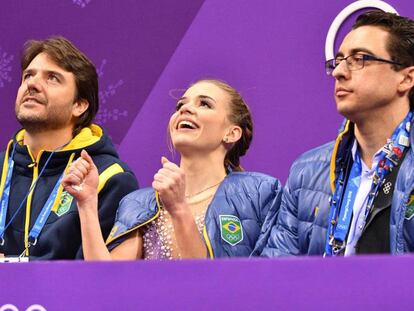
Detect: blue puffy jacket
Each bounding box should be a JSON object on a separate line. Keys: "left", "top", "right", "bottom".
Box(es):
{"left": 262, "top": 120, "right": 414, "bottom": 256}
{"left": 106, "top": 171, "right": 282, "bottom": 258}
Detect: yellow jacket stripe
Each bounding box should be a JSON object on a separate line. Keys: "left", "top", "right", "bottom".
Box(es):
{"left": 203, "top": 226, "right": 214, "bottom": 258}
{"left": 24, "top": 150, "right": 44, "bottom": 255}
{"left": 329, "top": 120, "right": 350, "bottom": 193}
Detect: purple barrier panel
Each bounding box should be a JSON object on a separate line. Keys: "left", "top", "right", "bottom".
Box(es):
{"left": 0, "top": 255, "right": 413, "bottom": 310}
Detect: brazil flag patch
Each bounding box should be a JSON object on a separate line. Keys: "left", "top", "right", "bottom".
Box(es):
{"left": 406, "top": 195, "right": 414, "bottom": 220}
{"left": 56, "top": 191, "right": 73, "bottom": 217}
{"left": 219, "top": 215, "right": 243, "bottom": 246}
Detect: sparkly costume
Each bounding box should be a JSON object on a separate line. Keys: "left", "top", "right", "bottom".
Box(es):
{"left": 142, "top": 184, "right": 215, "bottom": 259}
{"left": 106, "top": 172, "right": 282, "bottom": 258}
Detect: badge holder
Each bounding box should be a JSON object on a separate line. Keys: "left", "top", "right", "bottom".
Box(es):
{"left": 0, "top": 252, "right": 30, "bottom": 263}
{"left": 0, "top": 256, "right": 29, "bottom": 263}
{"left": 0, "top": 241, "right": 32, "bottom": 263}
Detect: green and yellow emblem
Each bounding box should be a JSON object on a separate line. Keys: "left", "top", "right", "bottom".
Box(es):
{"left": 106, "top": 225, "right": 119, "bottom": 243}
{"left": 406, "top": 195, "right": 414, "bottom": 220}
{"left": 55, "top": 191, "right": 74, "bottom": 217}
{"left": 219, "top": 215, "right": 243, "bottom": 246}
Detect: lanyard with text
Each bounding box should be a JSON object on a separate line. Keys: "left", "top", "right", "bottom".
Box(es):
{"left": 332, "top": 149, "right": 362, "bottom": 245}
{"left": 0, "top": 144, "right": 60, "bottom": 248}
{"left": 27, "top": 173, "right": 64, "bottom": 245}
{"left": 325, "top": 111, "right": 412, "bottom": 256}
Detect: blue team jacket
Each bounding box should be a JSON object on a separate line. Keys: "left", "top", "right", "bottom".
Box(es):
{"left": 106, "top": 171, "right": 282, "bottom": 258}
{"left": 263, "top": 120, "right": 414, "bottom": 256}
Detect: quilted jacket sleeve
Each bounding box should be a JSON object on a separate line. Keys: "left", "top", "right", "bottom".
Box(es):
{"left": 261, "top": 163, "right": 301, "bottom": 256}
{"left": 250, "top": 177, "right": 283, "bottom": 256}
{"left": 261, "top": 141, "right": 334, "bottom": 257}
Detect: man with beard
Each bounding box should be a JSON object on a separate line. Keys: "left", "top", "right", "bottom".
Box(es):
{"left": 0, "top": 37, "right": 138, "bottom": 260}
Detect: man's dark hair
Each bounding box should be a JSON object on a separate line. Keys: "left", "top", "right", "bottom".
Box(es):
{"left": 353, "top": 11, "right": 414, "bottom": 108}
{"left": 21, "top": 36, "right": 99, "bottom": 135}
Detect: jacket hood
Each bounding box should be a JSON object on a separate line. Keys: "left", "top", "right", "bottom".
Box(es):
{"left": 12, "top": 123, "right": 118, "bottom": 155}
{"left": 7, "top": 124, "right": 119, "bottom": 176}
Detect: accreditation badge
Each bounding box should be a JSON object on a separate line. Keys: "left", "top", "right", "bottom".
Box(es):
{"left": 219, "top": 215, "right": 243, "bottom": 246}
{"left": 0, "top": 256, "right": 29, "bottom": 263}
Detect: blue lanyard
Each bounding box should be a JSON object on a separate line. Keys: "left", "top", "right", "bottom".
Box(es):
{"left": 325, "top": 111, "right": 412, "bottom": 256}
{"left": 28, "top": 173, "right": 64, "bottom": 245}
{"left": 333, "top": 150, "right": 362, "bottom": 243}
{"left": 0, "top": 143, "right": 62, "bottom": 247}
{"left": 0, "top": 143, "right": 17, "bottom": 244}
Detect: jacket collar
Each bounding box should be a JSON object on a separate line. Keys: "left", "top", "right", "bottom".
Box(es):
{"left": 329, "top": 119, "right": 353, "bottom": 193}
{"left": 14, "top": 124, "right": 102, "bottom": 153}
{"left": 330, "top": 115, "right": 414, "bottom": 193}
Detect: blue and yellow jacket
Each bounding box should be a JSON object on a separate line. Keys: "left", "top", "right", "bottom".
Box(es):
{"left": 106, "top": 172, "right": 281, "bottom": 258}
{"left": 262, "top": 120, "right": 414, "bottom": 256}
{"left": 0, "top": 124, "right": 138, "bottom": 260}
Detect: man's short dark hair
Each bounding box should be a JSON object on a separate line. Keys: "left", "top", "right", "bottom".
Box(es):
{"left": 353, "top": 11, "right": 414, "bottom": 108}
{"left": 21, "top": 36, "right": 99, "bottom": 135}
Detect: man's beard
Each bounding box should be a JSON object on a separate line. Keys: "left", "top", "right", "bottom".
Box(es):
{"left": 16, "top": 105, "right": 72, "bottom": 133}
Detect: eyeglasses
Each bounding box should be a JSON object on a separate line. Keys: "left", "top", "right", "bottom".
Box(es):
{"left": 325, "top": 53, "right": 403, "bottom": 75}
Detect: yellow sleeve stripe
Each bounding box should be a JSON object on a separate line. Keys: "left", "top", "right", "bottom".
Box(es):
{"left": 97, "top": 163, "right": 124, "bottom": 194}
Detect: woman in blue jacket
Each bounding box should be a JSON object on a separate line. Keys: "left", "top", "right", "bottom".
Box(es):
{"left": 62, "top": 79, "right": 281, "bottom": 259}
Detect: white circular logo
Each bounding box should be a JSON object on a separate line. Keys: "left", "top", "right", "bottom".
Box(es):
{"left": 0, "top": 305, "right": 46, "bottom": 311}
{"left": 0, "top": 305, "right": 19, "bottom": 311}
{"left": 325, "top": 0, "right": 398, "bottom": 61}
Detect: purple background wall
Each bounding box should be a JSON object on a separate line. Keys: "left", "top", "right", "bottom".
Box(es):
{"left": 1, "top": 0, "right": 413, "bottom": 186}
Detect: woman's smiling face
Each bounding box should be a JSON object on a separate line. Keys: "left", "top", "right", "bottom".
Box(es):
{"left": 169, "top": 81, "right": 233, "bottom": 154}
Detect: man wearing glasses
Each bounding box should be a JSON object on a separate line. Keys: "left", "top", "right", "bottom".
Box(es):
{"left": 263, "top": 10, "right": 414, "bottom": 256}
